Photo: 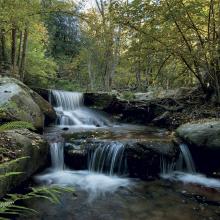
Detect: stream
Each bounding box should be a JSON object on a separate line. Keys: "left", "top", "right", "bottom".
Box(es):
{"left": 20, "top": 90, "right": 220, "bottom": 220}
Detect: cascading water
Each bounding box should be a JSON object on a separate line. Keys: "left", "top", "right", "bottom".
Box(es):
{"left": 50, "top": 90, "right": 111, "bottom": 127}
{"left": 160, "top": 143, "right": 196, "bottom": 175}
{"left": 36, "top": 141, "right": 129, "bottom": 198}
{"left": 50, "top": 142, "right": 64, "bottom": 170}
{"left": 88, "top": 142, "right": 127, "bottom": 175}
{"left": 160, "top": 143, "right": 220, "bottom": 189}
{"left": 177, "top": 143, "right": 196, "bottom": 173}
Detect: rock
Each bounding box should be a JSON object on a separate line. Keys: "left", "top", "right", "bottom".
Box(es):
{"left": 125, "top": 139, "right": 179, "bottom": 179}
{"left": 176, "top": 119, "right": 220, "bottom": 149}
{"left": 0, "top": 129, "right": 49, "bottom": 197}
{"left": 0, "top": 77, "right": 56, "bottom": 129}
{"left": 152, "top": 111, "right": 171, "bottom": 125}
{"left": 64, "top": 142, "right": 87, "bottom": 170}
{"left": 176, "top": 119, "right": 220, "bottom": 174}
{"left": 29, "top": 90, "right": 56, "bottom": 125}
{"left": 84, "top": 92, "right": 117, "bottom": 110}
{"left": 64, "top": 138, "right": 179, "bottom": 179}
{"left": 30, "top": 87, "right": 50, "bottom": 101}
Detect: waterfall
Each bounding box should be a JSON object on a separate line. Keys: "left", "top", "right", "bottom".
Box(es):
{"left": 50, "top": 90, "right": 111, "bottom": 127}
{"left": 88, "top": 142, "right": 127, "bottom": 175}
{"left": 160, "top": 143, "right": 196, "bottom": 175}
{"left": 178, "top": 143, "right": 196, "bottom": 173}
{"left": 51, "top": 90, "right": 83, "bottom": 111}
{"left": 50, "top": 142, "right": 64, "bottom": 170}
{"left": 49, "top": 140, "right": 127, "bottom": 176}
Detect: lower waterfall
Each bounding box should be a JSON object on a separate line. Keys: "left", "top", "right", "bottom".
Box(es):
{"left": 88, "top": 141, "right": 127, "bottom": 175}
{"left": 160, "top": 143, "right": 220, "bottom": 189}
{"left": 35, "top": 141, "right": 130, "bottom": 199}
{"left": 50, "top": 142, "right": 64, "bottom": 170}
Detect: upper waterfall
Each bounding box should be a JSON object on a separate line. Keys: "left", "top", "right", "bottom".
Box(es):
{"left": 49, "top": 90, "right": 112, "bottom": 127}
{"left": 51, "top": 90, "right": 83, "bottom": 111}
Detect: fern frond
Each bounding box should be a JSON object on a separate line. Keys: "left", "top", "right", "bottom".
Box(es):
{"left": 0, "top": 186, "right": 74, "bottom": 219}
{"left": 0, "top": 157, "right": 29, "bottom": 169}
{"left": 0, "top": 121, "right": 35, "bottom": 132}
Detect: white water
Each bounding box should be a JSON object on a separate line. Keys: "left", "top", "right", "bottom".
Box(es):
{"left": 178, "top": 143, "right": 196, "bottom": 173}
{"left": 88, "top": 142, "right": 127, "bottom": 175}
{"left": 160, "top": 144, "right": 220, "bottom": 190}
{"left": 36, "top": 140, "right": 130, "bottom": 199}
{"left": 44, "top": 90, "right": 220, "bottom": 192}
{"left": 35, "top": 170, "right": 130, "bottom": 201}
{"left": 162, "top": 171, "right": 220, "bottom": 189}
{"left": 160, "top": 143, "right": 196, "bottom": 175}
{"left": 50, "top": 90, "right": 111, "bottom": 127}
{"left": 50, "top": 142, "right": 64, "bottom": 170}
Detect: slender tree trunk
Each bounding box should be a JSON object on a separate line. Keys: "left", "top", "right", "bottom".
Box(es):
{"left": 88, "top": 57, "right": 94, "bottom": 91}
{"left": 11, "top": 26, "right": 17, "bottom": 74}
{"left": 0, "top": 29, "right": 7, "bottom": 64}
{"left": 110, "top": 27, "right": 121, "bottom": 89}
{"left": 17, "top": 31, "right": 23, "bottom": 67}
{"left": 19, "top": 26, "right": 28, "bottom": 81}
{"left": 136, "top": 58, "right": 141, "bottom": 90}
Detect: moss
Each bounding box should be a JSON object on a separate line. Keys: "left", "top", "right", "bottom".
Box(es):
{"left": 121, "top": 91, "right": 136, "bottom": 101}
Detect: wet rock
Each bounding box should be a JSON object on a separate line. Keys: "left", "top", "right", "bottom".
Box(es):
{"left": 125, "top": 140, "right": 179, "bottom": 179}
{"left": 84, "top": 92, "right": 117, "bottom": 110}
{"left": 64, "top": 142, "right": 87, "bottom": 170}
{"left": 0, "top": 77, "right": 56, "bottom": 129}
{"left": 176, "top": 119, "right": 220, "bottom": 175}
{"left": 0, "top": 129, "right": 49, "bottom": 197}
{"left": 64, "top": 138, "right": 179, "bottom": 179}
{"left": 62, "top": 127, "right": 69, "bottom": 131}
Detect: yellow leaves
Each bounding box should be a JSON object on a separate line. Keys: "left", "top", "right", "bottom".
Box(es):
{"left": 31, "top": 22, "right": 49, "bottom": 44}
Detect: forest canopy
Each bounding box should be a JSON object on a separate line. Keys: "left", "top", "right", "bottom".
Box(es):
{"left": 0, "top": 0, "right": 220, "bottom": 103}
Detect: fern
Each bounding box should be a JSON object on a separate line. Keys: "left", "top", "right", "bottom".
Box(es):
{"left": 0, "top": 186, "right": 74, "bottom": 219}
{"left": 0, "top": 121, "right": 35, "bottom": 132}
{"left": 0, "top": 157, "right": 29, "bottom": 169}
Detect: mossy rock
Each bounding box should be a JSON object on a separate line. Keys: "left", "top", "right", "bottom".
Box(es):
{"left": 0, "top": 129, "right": 49, "bottom": 197}
{"left": 0, "top": 77, "right": 56, "bottom": 129}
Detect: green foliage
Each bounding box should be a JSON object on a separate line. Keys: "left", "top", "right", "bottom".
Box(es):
{"left": 1, "top": 0, "right": 220, "bottom": 99}
{"left": 54, "top": 79, "right": 84, "bottom": 92}
{"left": 122, "top": 91, "right": 136, "bottom": 101}
{"left": 0, "top": 186, "right": 74, "bottom": 219}
{"left": 0, "top": 121, "right": 35, "bottom": 132}
{"left": 24, "top": 22, "right": 58, "bottom": 88}
{"left": 0, "top": 157, "right": 74, "bottom": 219}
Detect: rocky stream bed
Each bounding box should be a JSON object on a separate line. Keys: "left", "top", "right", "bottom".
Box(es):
{"left": 0, "top": 77, "right": 220, "bottom": 220}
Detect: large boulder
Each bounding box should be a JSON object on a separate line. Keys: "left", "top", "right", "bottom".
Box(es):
{"left": 176, "top": 119, "right": 220, "bottom": 149}
{"left": 0, "top": 77, "right": 56, "bottom": 129}
{"left": 176, "top": 119, "right": 220, "bottom": 175}
{"left": 0, "top": 129, "right": 49, "bottom": 197}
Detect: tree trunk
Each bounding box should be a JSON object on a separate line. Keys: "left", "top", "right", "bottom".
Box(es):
{"left": 0, "top": 29, "right": 7, "bottom": 64}
{"left": 136, "top": 59, "right": 141, "bottom": 90}
{"left": 19, "top": 26, "right": 28, "bottom": 81}
{"left": 17, "top": 31, "right": 23, "bottom": 67}
{"left": 11, "top": 26, "right": 17, "bottom": 74}
{"left": 88, "top": 57, "right": 94, "bottom": 91}
{"left": 110, "top": 27, "right": 121, "bottom": 89}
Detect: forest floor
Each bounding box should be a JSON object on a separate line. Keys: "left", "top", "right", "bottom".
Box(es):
{"left": 156, "top": 88, "right": 220, "bottom": 129}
